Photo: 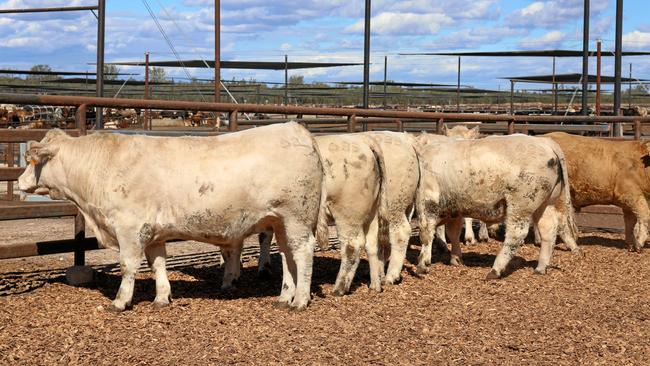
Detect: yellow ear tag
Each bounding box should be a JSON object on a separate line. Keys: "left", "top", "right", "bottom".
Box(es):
{"left": 29, "top": 159, "right": 37, "bottom": 166}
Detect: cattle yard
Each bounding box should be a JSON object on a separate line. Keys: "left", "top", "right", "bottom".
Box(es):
{"left": 3, "top": 0, "right": 650, "bottom": 362}
{"left": 0, "top": 90, "right": 649, "bottom": 363}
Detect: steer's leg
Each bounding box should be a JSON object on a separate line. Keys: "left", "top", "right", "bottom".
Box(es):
{"left": 478, "top": 221, "right": 490, "bottom": 242}
{"left": 258, "top": 231, "right": 274, "bottom": 278}
{"left": 486, "top": 217, "right": 530, "bottom": 280}
{"left": 416, "top": 216, "right": 437, "bottom": 274}
{"left": 463, "top": 217, "right": 476, "bottom": 244}
{"left": 221, "top": 241, "right": 243, "bottom": 290}
{"left": 364, "top": 213, "right": 382, "bottom": 292}
{"left": 534, "top": 206, "right": 559, "bottom": 275}
{"left": 144, "top": 241, "right": 171, "bottom": 308}
{"left": 109, "top": 235, "right": 143, "bottom": 312}
{"left": 284, "top": 223, "right": 315, "bottom": 310}
{"left": 623, "top": 208, "right": 636, "bottom": 251}
{"left": 333, "top": 226, "right": 364, "bottom": 296}
{"left": 617, "top": 187, "right": 650, "bottom": 252}
{"left": 447, "top": 217, "right": 464, "bottom": 266}
{"left": 274, "top": 225, "right": 296, "bottom": 308}
{"left": 384, "top": 217, "right": 412, "bottom": 285}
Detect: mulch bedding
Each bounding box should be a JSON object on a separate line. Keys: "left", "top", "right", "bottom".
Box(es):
{"left": 1, "top": 233, "right": 649, "bottom": 365}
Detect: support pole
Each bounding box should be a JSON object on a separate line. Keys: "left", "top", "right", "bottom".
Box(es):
{"left": 510, "top": 80, "right": 515, "bottom": 115}
{"left": 284, "top": 55, "right": 288, "bottom": 106}
{"left": 552, "top": 56, "right": 557, "bottom": 114}
{"left": 596, "top": 40, "right": 602, "bottom": 116}
{"left": 457, "top": 56, "right": 461, "bottom": 112}
{"left": 144, "top": 52, "right": 150, "bottom": 130}
{"left": 214, "top": 0, "right": 220, "bottom": 103}
{"left": 383, "top": 55, "right": 388, "bottom": 108}
{"left": 96, "top": 0, "right": 105, "bottom": 129}
{"left": 614, "top": 0, "right": 623, "bottom": 136}
{"left": 581, "top": 0, "right": 590, "bottom": 115}
{"left": 362, "top": 0, "right": 371, "bottom": 108}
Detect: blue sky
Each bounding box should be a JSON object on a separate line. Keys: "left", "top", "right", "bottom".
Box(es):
{"left": 1, "top": 0, "right": 649, "bottom": 90}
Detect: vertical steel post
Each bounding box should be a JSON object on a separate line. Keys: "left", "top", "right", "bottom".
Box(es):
{"left": 5, "top": 143, "right": 13, "bottom": 201}
{"left": 75, "top": 104, "right": 87, "bottom": 135}
{"left": 552, "top": 56, "right": 557, "bottom": 114}
{"left": 362, "top": 0, "right": 371, "bottom": 108}
{"left": 96, "top": 0, "right": 105, "bottom": 129}
{"left": 229, "top": 110, "right": 238, "bottom": 132}
{"left": 347, "top": 114, "right": 357, "bottom": 132}
{"left": 383, "top": 55, "right": 388, "bottom": 108}
{"left": 510, "top": 80, "right": 515, "bottom": 115}
{"left": 74, "top": 104, "right": 87, "bottom": 266}
{"left": 596, "top": 40, "right": 602, "bottom": 116}
{"left": 457, "top": 56, "right": 461, "bottom": 112}
{"left": 144, "top": 52, "right": 150, "bottom": 130}
{"left": 581, "top": 0, "right": 590, "bottom": 115}
{"left": 614, "top": 0, "right": 623, "bottom": 136}
{"left": 215, "top": 0, "right": 220, "bottom": 103}
{"left": 284, "top": 54, "right": 288, "bottom": 106}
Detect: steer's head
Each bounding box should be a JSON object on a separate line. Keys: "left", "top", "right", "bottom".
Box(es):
{"left": 18, "top": 129, "right": 65, "bottom": 197}
{"left": 444, "top": 124, "right": 480, "bottom": 140}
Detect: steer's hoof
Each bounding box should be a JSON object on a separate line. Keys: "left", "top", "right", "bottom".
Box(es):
{"left": 272, "top": 301, "right": 291, "bottom": 310}
{"left": 449, "top": 257, "right": 463, "bottom": 266}
{"left": 331, "top": 288, "right": 346, "bottom": 297}
{"left": 533, "top": 268, "right": 546, "bottom": 275}
{"left": 368, "top": 283, "right": 383, "bottom": 293}
{"left": 572, "top": 248, "right": 586, "bottom": 258}
{"left": 152, "top": 300, "right": 170, "bottom": 310}
{"left": 485, "top": 269, "right": 501, "bottom": 280}
{"left": 416, "top": 265, "right": 428, "bottom": 275}
{"left": 106, "top": 303, "right": 128, "bottom": 313}
{"left": 289, "top": 303, "right": 308, "bottom": 312}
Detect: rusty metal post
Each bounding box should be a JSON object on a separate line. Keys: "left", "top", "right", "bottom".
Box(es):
{"left": 383, "top": 55, "right": 388, "bottom": 108}
{"left": 347, "top": 114, "right": 357, "bottom": 132}
{"left": 215, "top": 0, "right": 220, "bottom": 103}
{"left": 581, "top": 0, "right": 590, "bottom": 115}
{"left": 634, "top": 120, "right": 641, "bottom": 140}
{"left": 362, "top": 0, "right": 371, "bottom": 108}
{"left": 5, "top": 143, "right": 13, "bottom": 201}
{"left": 507, "top": 119, "right": 515, "bottom": 135}
{"left": 436, "top": 118, "right": 444, "bottom": 134}
{"left": 552, "top": 56, "right": 557, "bottom": 114}
{"left": 229, "top": 110, "right": 238, "bottom": 132}
{"left": 457, "top": 56, "right": 461, "bottom": 112}
{"left": 613, "top": 0, "right": 623, "bottom": 136}
{"left": 596, "top": 40, "right": 601, "bottom": 116}
{"left": 284, "top": 55, "right": 289, "bottom": 106}
{"left": 510, "top": 80, "right": 515, "bottom": 115}
{"left": 395, "top": 119, "right": 403, "bottom": 132}
{"left": 75, "top": 104, "right": 87, "bottom": 134}
{"left": 144, "top": 52, "right": 150, "bottom": 130}
{"left": 74, "top": 211, "right": 86, "bottom": 266}
{"left": 96, "top": 0, "right": 105, "bottom": 129}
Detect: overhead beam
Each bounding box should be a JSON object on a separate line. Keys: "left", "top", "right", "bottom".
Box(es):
{"left": 0, "top": 6, "right": 97, "bottom": 14}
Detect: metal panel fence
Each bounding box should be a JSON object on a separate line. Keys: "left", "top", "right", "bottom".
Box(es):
{"left": 0, "top": 92, "right": 648, "bottom": 264}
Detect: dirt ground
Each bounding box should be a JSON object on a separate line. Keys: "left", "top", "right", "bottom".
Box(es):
{"left": 1, "top": 223, "right": 649, "bottom": 365}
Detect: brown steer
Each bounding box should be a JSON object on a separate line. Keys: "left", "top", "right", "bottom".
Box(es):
{"left": 545, "top": 132, "right": 650, "bottom": 252}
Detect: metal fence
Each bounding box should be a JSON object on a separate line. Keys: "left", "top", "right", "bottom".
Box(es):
{"left": 1, "top": 92, "right": 649, "bottom": 264}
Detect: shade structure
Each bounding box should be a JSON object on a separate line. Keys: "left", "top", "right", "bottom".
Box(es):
{"left": 399, "top": 50, "right": 650, "bottom": 57}
{"left": 502, "top": 73, "right": 647, "bottom": 84}
{"left": 107, "top": 60, "right": 361, "bottom": 70}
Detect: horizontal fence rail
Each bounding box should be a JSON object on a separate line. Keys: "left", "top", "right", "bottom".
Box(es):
{"left": 0, "top": 92, "right": 645, "bottom": 265}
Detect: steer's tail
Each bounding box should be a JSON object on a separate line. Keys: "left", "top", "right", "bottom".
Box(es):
{"left": 548, "top": 139, "right": 579, "bottom": 245}
{"left": 312, "top": 140, "right": 330, "bottom": 251}
{"left": 367, "top": 138, "right": 391, "bottom": 245}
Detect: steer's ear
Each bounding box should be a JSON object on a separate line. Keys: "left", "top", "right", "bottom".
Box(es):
{"left": 26, "top": 141, "right": 57, "bottom": 165}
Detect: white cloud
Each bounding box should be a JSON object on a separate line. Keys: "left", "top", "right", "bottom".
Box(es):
{"left": 508, "top": 0, "right": 609, "bottom": 29}
{"left": 518, "top": 30, "right": 566, "bottom": 49}
{"left": 623, "top": 30, "right": 650, "bottom": 50}
{"left": 345, "top": 12, "right": 452, "bottom": 35}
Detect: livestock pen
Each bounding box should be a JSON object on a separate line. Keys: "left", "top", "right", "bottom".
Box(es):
{"left": 1, "top": 93, "right": 649, "bottom": 364}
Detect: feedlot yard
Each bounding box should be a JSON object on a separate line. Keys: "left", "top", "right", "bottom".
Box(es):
{"left": 1, "top": 217, "right": 649, "bottom": 365}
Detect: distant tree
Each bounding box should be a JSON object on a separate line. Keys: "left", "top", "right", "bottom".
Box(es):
{"left": 104, "top": 64, "right": 120, "bottom": 80}
{"left": 150, "top": 67, "right": 167, "bottom": 83}
{"left": 27, "top": 64, "right": 55, "bottom": 81}
{"left": 289, "top": 75, "right": 304, "bottom": 85}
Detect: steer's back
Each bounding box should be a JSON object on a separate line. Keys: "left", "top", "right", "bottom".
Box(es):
{"left": 544, "top": 132, "right": 650, "bottom": 207}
